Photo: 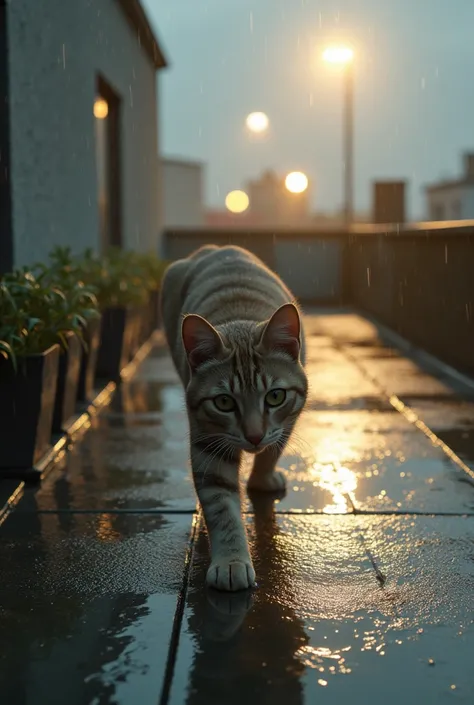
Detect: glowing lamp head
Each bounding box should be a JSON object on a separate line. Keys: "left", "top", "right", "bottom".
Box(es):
{"left": 225, "top": 190, "right": 250, "bottom": 214}
{"left": 245, "top": 111, "right": 269, "bottom": 134}
{"left": 322, "top": 45, "right": 354, "bottom": 65}
{"left": 285, "top": 171, "right": 309, "bottom": 194}
{"left": 94, "top": 98, "right": 108, "bottom": 119}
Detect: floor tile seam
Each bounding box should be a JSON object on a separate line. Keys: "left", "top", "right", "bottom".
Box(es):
{"left": 159, "top": 512, "right": 201, "bottom": 705}
{"left": 333, "top": 339, "right": 474, "bottom": 485}
{"left": 13, "top": 508, "right": 474, "bottom": 517}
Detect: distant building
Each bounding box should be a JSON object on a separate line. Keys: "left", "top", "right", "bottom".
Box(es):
{"left": 426, "top": 153, "right": 474, "bottom": 221}
{"left": 0, "top": 0, "right": 167, "bottom": 271}
{"left": 162, "top": 157, "right": 204, "bottom": 229}
{"left": 246, "top": 170, "right": 311, "bottom": 227}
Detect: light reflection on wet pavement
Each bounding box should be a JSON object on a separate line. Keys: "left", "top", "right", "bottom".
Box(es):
{"left": 1, "top": 313, "right": 474, "bottom": 704}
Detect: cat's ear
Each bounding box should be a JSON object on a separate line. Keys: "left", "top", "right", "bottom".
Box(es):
{"left": 258, "top": 303, "right": 301, "bottom": 361}
{"left": 182, "top": 314, "right": 224, "bottom": 370}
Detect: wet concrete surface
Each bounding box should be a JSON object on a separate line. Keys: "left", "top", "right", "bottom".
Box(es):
{"left": 171, "top": 513, "right": 474, "bottom": 705}
{"left": 0, "top": 511, "right": 192, "bottom": 705}
{"left": 1, "top": 311, "right": 474, "bottom": 703}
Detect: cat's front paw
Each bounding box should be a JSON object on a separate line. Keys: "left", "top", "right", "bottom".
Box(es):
{"left": 206, "top": 557, "right": 256, "bottom": 592}
{"left": 247, "top": 469, "right": 287, "bottom": 493}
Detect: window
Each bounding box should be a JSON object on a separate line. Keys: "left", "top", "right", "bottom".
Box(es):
{"left": 94, "top": 77, "right": 122, "bottom": 251}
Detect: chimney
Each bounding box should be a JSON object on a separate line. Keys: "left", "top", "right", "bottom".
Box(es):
{"left": 372, "top": 180, "right": 407, "bottom": 224}
{"left": 463, "top": 153, "right": 474, "bottom": 179}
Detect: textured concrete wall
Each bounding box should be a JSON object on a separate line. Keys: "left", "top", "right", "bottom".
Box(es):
{"left": 162, "top": 159, "right": 204, "bottom": 230}
{"left": 7, "top": 0, "right": 160, "bottom": 267}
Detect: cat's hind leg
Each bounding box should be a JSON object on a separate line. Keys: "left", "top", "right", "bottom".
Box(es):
{"left": 247, "top": 444, "right": 288, "bottom": 492}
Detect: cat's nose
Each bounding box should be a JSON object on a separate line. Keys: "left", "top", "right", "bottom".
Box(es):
{"left": 245, "top": 432, "right": 264, "bottom": 447}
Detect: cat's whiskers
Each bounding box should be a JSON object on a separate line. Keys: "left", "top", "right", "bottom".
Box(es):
{"left": 195, "top": 438, "right": 234, "bottom": 488}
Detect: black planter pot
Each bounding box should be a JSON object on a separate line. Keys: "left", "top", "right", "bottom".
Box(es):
{"left": 52, "top": 333, "right": 82, "bottom": 433}
{"left": 0, "top": 345, "right": 59, "bottom": 471}
{"left": 129, "top": 308, "right": 143, "bottom": 359}
{"left": 138, "top": 305, "right": 149, "bottom": 346}
{"left": 96, "top": 307, "right": 134, "bottom": 381}
{"left": 148, "top": 288, "right": 161, "bottom": 336}
{"left": 77, "top": 316, "right": 102, "bottom": 403}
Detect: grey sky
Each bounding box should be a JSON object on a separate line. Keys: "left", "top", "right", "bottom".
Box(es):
{"left": 144, "top": 0, "right": 474, "bottom": 218}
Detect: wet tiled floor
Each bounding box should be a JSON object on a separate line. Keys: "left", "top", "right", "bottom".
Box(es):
{"left": 1, "top": 313, "right": 474, "bottom": 704}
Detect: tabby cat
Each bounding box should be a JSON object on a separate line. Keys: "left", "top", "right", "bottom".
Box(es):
{"left": 161, "top": 245, "right": 307, "bottom": 591}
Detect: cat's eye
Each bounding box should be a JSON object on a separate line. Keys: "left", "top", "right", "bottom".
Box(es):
{"left": 213, "top": 394, "right": 236, "bottom": 412}
{"left": 265, "top": 389, "right": 286, "bottom": 407}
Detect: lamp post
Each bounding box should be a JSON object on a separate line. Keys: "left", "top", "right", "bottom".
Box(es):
{"left": 322, "top": 45, "right": 354, "bottom": 225}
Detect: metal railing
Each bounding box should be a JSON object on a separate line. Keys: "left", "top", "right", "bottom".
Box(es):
{"left": 163, "top": 221, "right": 474, "bottom": 374}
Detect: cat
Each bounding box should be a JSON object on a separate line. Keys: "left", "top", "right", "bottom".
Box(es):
{"left": 160, "top": 245, "right": 307, "bottom": 591}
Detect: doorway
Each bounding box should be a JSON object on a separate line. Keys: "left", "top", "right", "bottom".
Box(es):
{"left": 94, "top": 76, "right": 122, "bottom": 251}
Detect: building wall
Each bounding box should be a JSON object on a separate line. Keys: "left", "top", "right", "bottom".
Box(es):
{"left": 247, "top": 171, "right": 310, "bottom": 227}
{"left": 162, "top": 158, "right": 204, "bottom": 230}
{"left": 7, "top": 0, "right": 160, "bottom": 267}
{"left": 427, "top": 185, "right": 474, "bottom": 220}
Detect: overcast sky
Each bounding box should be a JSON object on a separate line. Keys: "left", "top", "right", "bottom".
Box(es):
{"left": 143, "top": 0, "right": 474, "bottom": 218}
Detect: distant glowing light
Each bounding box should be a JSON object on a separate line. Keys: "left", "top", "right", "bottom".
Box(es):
{"left": 322, "top": 45, "right": 354, "bottom": 65}
{"left": 245, "top": 111, "right": 269, "bottom": 134}
{"left": 285, "top": 171, "right": 309, "bottom": 194}
{"left": 225, "top": 190, "right": 249, "bottom": 214}
{"left": 94, "top": 98, "right": 108, "bottom": 119}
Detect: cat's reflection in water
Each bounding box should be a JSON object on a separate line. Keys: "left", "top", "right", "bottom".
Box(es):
{"left": 185, "top": 490, "right": 308, "bottom": 705}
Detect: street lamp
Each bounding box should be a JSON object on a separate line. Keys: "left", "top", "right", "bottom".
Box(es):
{"left": 245, "top": 111, "right": 269, "bottom": 135}
{"left": 323, "top": 44, "right": 354, "bottom": 225}
{"left": 225, "top": 190, "right": 250, "bottom": 214}
{"left": 285, "top": 171, "right": 309, "bottom": 194}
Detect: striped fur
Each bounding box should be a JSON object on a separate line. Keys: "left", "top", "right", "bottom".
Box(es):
{"left": 161, "top": 245, "right": 307, "bottom": 591}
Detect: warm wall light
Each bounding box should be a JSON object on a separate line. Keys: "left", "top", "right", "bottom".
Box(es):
{"left": 225, "top": 190, "right": 250, "bottom": 213}
{"left": 245, "top": 111, "right": 269, "bottom": 134}
{"left": 285, "top": 171, "right": 308, "bottom": 194}
{"left": 322, "top": 45, "right": 354, "bottom": 65}
{"left": 94, "top": 98, "right": 108, "bottom": 119}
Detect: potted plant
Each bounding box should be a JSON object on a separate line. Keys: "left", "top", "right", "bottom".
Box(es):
{"left": 135, "top": 251, "right": 168, "bottom": 339}
{"left": 79, "top": 248, "right": 152, "bottom": 380}
{"left": 0, "top": 273, "right": 60, "bottom": 473}
{"left": 34, "top": 247, "right": 101, "bottom": 424}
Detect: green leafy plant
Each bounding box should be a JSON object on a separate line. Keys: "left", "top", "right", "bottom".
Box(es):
{"left": 0, "top": 246, "right": 166, "bottom": 370}
{"left": 77, "top": 247, "right": 167, "bottom": 310}
{"left": 0, "top": 266, "right": 98, "bottom": 370}
{"left": 33, "top": 246, "right": 100, "bottom": 326}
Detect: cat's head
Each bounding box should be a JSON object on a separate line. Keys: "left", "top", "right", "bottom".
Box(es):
{"left": 182, "top": 304, "right": 307, "bottom": 454}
